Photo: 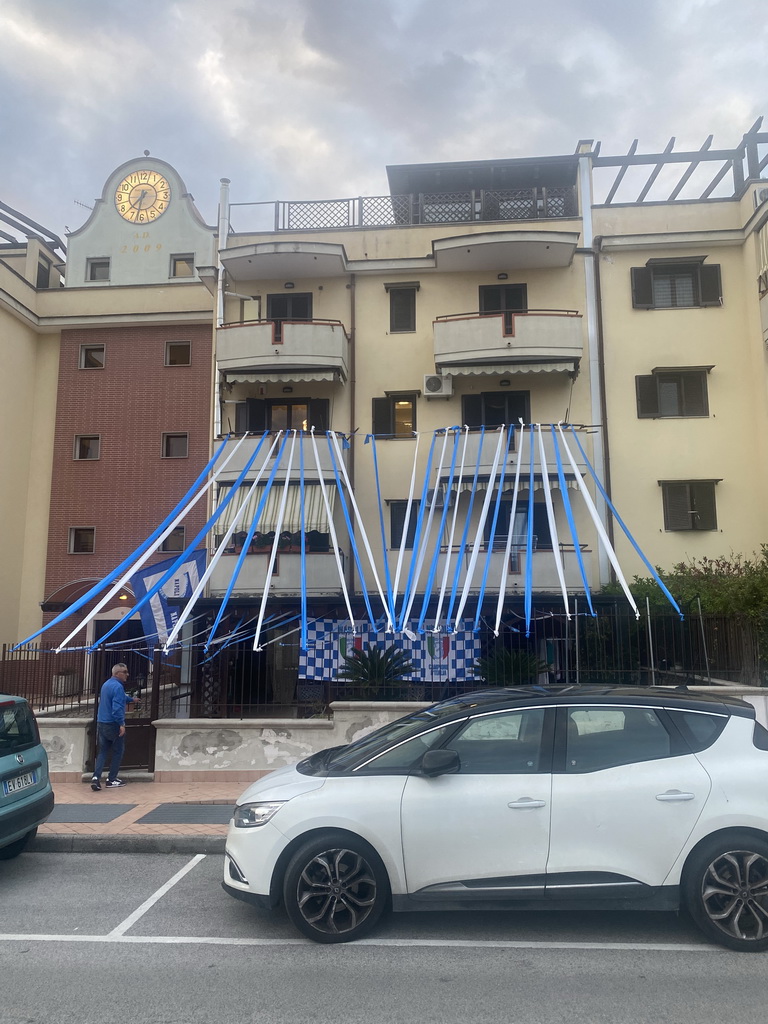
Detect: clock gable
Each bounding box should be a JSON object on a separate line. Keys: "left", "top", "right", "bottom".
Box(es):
{"left": 65, "top": 157, "right": 215, "bottom": 288}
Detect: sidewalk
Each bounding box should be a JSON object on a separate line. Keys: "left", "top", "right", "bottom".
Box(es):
{"left": 30, "top": 775, "right": 246, "bottom": 854}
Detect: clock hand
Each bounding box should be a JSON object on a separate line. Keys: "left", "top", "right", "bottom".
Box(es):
{"left": 136, "top": 189, "right": 148, "bottom": 209}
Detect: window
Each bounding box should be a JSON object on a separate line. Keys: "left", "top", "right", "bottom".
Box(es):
{"left": 266, "top": 292, "right": 312, "bottom": 342}
{"left": 636, "top": 369, "right": 710, "bottom": 417}
{"left": 479, "top": 283, "right": 527, "bottom": 332}
{"left": 390, "top": 500, "right": 421, "bottom": 549}
{"left": 79, "top": 344, "right": 105, "bottom": 369}
{"left": 386, "top": 284, "right": 418, "bottom": 333}
{"left": 661, "top": 480, "right": 718, "bottom": 531}
{"left": 361, "top": 725, "right": 454, "bottom": 773}
{"left": 86, "top": 258, "right": 110, "bottom": 282}
{"left": 170, "top": 254, "right": 195, "bottom": 278}
{"left": 485, "top": 501, "right": 552, "bottom": 550}
{"left": 462, "top": 390, "right": 530, "bottom": 430}
{"left": 631, "top": 260, "right": 722, "bottom": 309}
{"left": 69, "top": 527, "right": 95, "bottom": 554}
{"left": 165, "top": 341, "right": 191, "bottom": 366}
{"left": 669, "top": 711, "right": 726, "bottom": 753}
{"left": 162, "top": 432, "right": 189, "bottom": 458}
{"left": 241, "top": 398, "right": 329, "bottom": 433}
{"left": 564, "top": 706, "right": 673, "bottom": 772}
{"left": 450, "top": 708, "right": 547, "bottom": 774}
{"left": 36, "top": 258, "right": 51, "bottom": 289}
{"left": 161, "top": 526, "right": 185, "bottom": 553}
{"left": 372, "top": 396, "right": 416, "bottom": 437}
{"left": 73, "top": 435, "right": 100, "bottom": 460}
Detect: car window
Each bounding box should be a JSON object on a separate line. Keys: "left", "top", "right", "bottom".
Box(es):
{"left": 565, "top": 706, "right": 672, "bottom": 773}
{"left": 669, "top": 710, "right": 727, "bottom": 752}
{"left": 448, "top": 708, "right": 546, "bottom": 774}
{"left": 358, "top": 725, "right": 456, "bottom": 773}
{"left": 0, "top": 701, "right": 38, "bottom": 756}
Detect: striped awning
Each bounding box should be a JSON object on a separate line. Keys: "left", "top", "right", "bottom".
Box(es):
{"left": 223, "top": 370, "right": 338, "bottom": 384}
{"left": 439, "top": 362, "right": 577, "bottom": 376}
{"left": 214, "top": 483, "right": 335, "bottom": 533}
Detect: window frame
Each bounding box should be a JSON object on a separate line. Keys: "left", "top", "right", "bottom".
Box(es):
{"left": 86, "top": 258, "right": 111, "bottom": 283}
{"left": 635, "top": 368, "right": 711, "bottom": 418}
{"left": 461, "top": 390, "right": 530, "bottom": 432}
{"left": 69, "top": 527, "right": 95, "bottom": 554}
{"left": 390, "top": 500, "right": 421, "bottom": 549}
{"left": 162, "top": 432, "right": 189, "bottom": 459}
{"left": 169, "top": 253, "right": 195, "bottom": 279}
{"left": 556, "top": 704, "right": 684, "bottom": 774}
{"left": 79, "top": 344, "right": 106, "bottom": 369}
{"left": 160, "top": 526, "right": 186, "bottom": 553}
{"left": 448, "top": 706, "right": 552, "bottom": 775}
{"left": 73, "top": 435, "right": 101, "bottom": 461}
{"left": 631, "top": 260, "right": 722, "bottom": 310}
{"left": 387, "top": 285, "right": 417, "bottom": 333}
{"left": 660, "top": 479, "right": 719, "bottom": 532}
{"left": 165, "top": 340, "right": 192, "bottom": 366}
{"left": 372, "top": 394, "right": 417, "bottom": 438}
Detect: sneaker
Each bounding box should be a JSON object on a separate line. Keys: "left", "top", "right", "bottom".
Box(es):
{"left": 105, "top": 779, "right": 127, "bottom": 787}
{"left": 90, "top": 776, "right": 101, "bottom": 791}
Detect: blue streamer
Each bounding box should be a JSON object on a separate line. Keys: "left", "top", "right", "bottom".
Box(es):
{"left": 365, "top": 433, "right": 396, "bottom": 629}
{"left": 14, "top": 435, "right": 235, "bottom": 649}
{"left": 551, "top": 426, "right": 595, "bottom": 616}
{"left": 524, "top": 425, "right": 535, "bottom": 637}
{"left": 396, "top": 430, "right": 440, "bottom": 631}
{"left": 568, "top": 427, "right": 683, "bottom": 618}
{"left": 473, "top": 425, "right": 516, "bottom": 631}
{"left": 299, "top": 432, "right": 308, "bottom": 652}
{"left": 417, "top": 427, "right": 462, "bottom": 633}
{"left": 444, "top": 427, "right": 487, "bottom": 632}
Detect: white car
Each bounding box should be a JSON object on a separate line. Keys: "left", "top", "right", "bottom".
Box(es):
{"left": 222, "top": 686, "right": 768, "bottom": 949}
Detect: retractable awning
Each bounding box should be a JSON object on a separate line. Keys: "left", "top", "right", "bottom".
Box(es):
{"left": 214, "top": 483, "right": 336, "bottom": 533}
{"left": 223, "top": 370, "right": 339, "bottom": 384}
{"left": 439, "top": 361, "right": 578, "bottom": 376}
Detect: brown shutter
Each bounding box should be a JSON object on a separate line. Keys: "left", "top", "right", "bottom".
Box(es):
{"left": 691, "top": 483, "right": 717, "bottom": 530}
{"left": 461, "top": 394, "right": 483, "bottom": 427}
{"left": 636, "top": 375, "right": 659, "bottom": 417}
{"left": 631, "top": 267, "right": 654, "bottom": 308}
{"left": 308, "top": 399, "right": 329, "bottom": 431}
{"left": 372, "top": 398, "right": 392, "bottom": 435}
{"left": 246, "top": 398, "right": 267, "bottom": 431}
{"left": 681, "top": 372, "right": 708, "bottom": 416}
{"left": 662, "top": 483, "right": 692, "bottom": 530}
{"left": 699, "top": 264, "right": 722, "bottom": 306}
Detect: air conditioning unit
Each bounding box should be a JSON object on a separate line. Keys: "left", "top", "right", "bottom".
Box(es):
{"left": 754, "top": 187, "right": 768, "bottom": 208}
{"left": 423, "top": 374, "right": 453, "bottom": 397}
{"left": 426, "top": 485, "right": 454, "bottom": 509}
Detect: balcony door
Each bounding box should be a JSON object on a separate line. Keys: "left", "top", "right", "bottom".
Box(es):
{"left": 462, "top": 390, "right": 530, "bottom": 430}
{"left": 479, "top": 284, "right": 527, "bottom": 333}
{"left": 266, "top": 292, "right": 313, "bottom": 341}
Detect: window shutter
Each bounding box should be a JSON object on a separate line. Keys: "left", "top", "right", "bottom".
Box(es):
{"left": 372, "top": 397, "right": 392, "bottom": 436}
{"left": 246, "top": 398, "right": 267, "bottom": 432}
{"left": 681, "top": 372, "right": 708, "bottom": 416}
{"left": 308, "top": 399, "right": 329, "bottom": 431}
{"left": 699, "top": 264, "right": 722, "bottom": 307}
{"left": 636, "top": 375, "right": 659, "bottom": 417}
{"left": 390, "top": 288, "right": 416, "bottom": 332}
{"left": 532, "top": 503, "right": 553, "bottom": 549}
{"left": 691, "top": 483, "right": 717, "bottom": 530}
{"left": 631, "top": 267, "right": 653, "bottom": 308}
{"left": 663, "top": 483, "right": 692, "bottom": 531}
{"left": 461, "top": 394, "right": 483, "bottom": 427}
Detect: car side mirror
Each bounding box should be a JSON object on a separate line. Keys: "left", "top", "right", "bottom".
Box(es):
{"left": 419, "top": 748, "right": 460, "bottom": 778}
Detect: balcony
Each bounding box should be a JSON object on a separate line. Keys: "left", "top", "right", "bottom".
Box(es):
{"left": 207, "top": 551, "right": 344, "bottom": 597}
{"left": 216, "top": 319, "right": 349, "bottom": 381}
{"left": 435, "top": 429, "right": 589, "bottom": 482}
{"left": 433, "top": 310, "right": 582, "bottom": 372}
{"left": 213, "top": 432, "right": 348, "bottom": 485}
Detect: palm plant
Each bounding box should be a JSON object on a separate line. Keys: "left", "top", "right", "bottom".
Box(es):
{"left": 338, "top": 644, "right": 414, "bottom": 696}
{"left": 474, "top": 646, "right": 548, "bottom": 686}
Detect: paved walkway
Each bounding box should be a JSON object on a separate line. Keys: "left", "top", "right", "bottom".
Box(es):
{"left": 31, "top": 777, "right": 246, "bottom": 853}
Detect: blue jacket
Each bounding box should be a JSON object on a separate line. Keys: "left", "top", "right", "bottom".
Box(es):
{"left": 97, "top": 677, "right": 134, "bottom": 726}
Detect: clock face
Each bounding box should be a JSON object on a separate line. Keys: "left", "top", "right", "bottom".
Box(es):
{"left": 114, "top": 170, "right": 171, "bottom": 223}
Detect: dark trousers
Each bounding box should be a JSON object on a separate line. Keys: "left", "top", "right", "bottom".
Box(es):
{"left": 94, "top": 722, "right": 125, "bottom": 782}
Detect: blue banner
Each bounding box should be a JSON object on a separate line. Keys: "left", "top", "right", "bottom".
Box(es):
{"left": 130, "top": 550, "right": 207, "bottom": 644}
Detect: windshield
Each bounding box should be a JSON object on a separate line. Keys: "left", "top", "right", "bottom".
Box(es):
{"left": 324, "top": 701, "right": 472, "bottom": 772}
{"left": 0, "top": 700, "right": 39, "bottom": 756}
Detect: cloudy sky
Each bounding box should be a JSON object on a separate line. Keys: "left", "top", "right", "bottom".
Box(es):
{"left": 1, "top": 0, "right": 766, "bottom": 242}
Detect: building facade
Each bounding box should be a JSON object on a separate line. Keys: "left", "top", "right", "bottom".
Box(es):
{"left": 2, "top": 126, "right": 768, "bottom": 713}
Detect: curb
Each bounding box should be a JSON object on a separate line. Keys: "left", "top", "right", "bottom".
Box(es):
{"left": 29, "top": 834, "right": 226, "bottom": 855}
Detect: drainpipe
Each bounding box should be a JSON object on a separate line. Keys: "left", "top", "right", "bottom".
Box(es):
{"left": 577, "top": 147, "right": 612, "bottom": 587}
{"left": 346, "top": 273, "right": 356, "bottom": 593}
{"left": 214, "top": 178, "right": 231, "bottom": 439}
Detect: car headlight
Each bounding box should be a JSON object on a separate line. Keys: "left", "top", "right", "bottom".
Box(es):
{"left": 233, "top": 801, "right": 286, "bottom": 828}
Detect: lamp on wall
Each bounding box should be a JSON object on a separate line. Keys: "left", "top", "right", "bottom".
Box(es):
{"left": 497, "top": 273, "right": 508, "bottom": 280}
{"left": 284, "top": 281, "right": 295, "bottom": 289}
{"left": 282, "top": 386, "right": 293, "bottom": 393}
{"left": 499, "top": 379, "right": 511, "bottom": 387}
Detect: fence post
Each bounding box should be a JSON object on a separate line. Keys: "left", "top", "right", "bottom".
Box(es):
{"left": 646, "top": 597, "right": 656, "bottom": 686}
{"left": 696, "top": 596, "right": 711, "bottom": 683}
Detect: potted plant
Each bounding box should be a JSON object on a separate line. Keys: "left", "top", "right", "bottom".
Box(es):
{"left": 474, "top": 645, "right": 548, "bottom": 686}
{"left": 338, "top": 644, "right": 414, "bottom": 699}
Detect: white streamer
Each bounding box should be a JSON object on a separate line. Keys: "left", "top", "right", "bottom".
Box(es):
{"left": 537, "top": 425, "right": 571, "bottom": 618}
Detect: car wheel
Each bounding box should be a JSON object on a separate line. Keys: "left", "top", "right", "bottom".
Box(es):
{"left": 0, "top": 827, "right": 37, "bottom": 861}
{"left": 282, "top": 832, "right": 390, "bottom": 943}
{"left": 683, "top": 832, "right": 768, "bottom": 951}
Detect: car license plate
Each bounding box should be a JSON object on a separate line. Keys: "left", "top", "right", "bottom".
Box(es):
{"left": 3, "top": 771, "right": 38, "bottom": 796}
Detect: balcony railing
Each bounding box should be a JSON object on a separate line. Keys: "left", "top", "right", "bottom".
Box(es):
{"left": 212, "top": 432, "right": 347, "bottom": 483}
{"left": 216, "top": 319, "right": 349, "bottom": 379}
{"left": 228, "top": 187, "right": 579, "bottom": 232}
{"left": 433, "top": 309, "right": 583, "bottom": 367}
{"left": 207, "top": 551, "right": 344, "bottom": 597}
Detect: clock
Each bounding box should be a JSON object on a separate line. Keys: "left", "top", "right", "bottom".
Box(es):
{"left": 114, "top": 170, "right": 171, "bottom": 223}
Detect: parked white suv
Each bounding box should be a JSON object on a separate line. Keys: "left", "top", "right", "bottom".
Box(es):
{"left": 223, "top": 686, "right": 768, "bottom": 950}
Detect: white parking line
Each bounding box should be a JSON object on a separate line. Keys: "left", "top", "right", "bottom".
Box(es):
{"left": 0, "top": 933, "right": 717, "bottom": 952}
{"left": 108, "top": 854, "right": 207, "bottom": 937}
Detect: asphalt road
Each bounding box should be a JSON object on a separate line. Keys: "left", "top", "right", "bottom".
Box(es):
{"left": 1, "top": 851, "right": 765, "bottom": 1024}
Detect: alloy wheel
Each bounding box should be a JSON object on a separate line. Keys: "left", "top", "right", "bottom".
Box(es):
{"left": 700, "top": 850, "right": 768, "bottom": 942}
{"left": 294, "top": 847, "right": 378, "bottom": 936}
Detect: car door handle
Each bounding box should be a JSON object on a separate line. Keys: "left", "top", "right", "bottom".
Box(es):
{"left": 508, "top": 798, "right": 546, "bottom": 809}
{"left": 655, "top": 790, "right": 695, "bottom": 802}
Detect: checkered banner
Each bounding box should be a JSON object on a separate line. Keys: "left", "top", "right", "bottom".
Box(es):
{"left": 299, "top": 620, "right": 482, "bottom": 682}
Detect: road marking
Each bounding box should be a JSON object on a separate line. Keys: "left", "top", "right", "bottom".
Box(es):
{"left": 0, "top": 933, "right": 717, "bottom": 952}
{"left": 108, "top": 854, "right": 207, "bottom": 937}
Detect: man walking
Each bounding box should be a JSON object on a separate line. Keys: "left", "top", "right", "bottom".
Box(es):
{"left": 91, "top": 663, "right": 140, "bottom": 791}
